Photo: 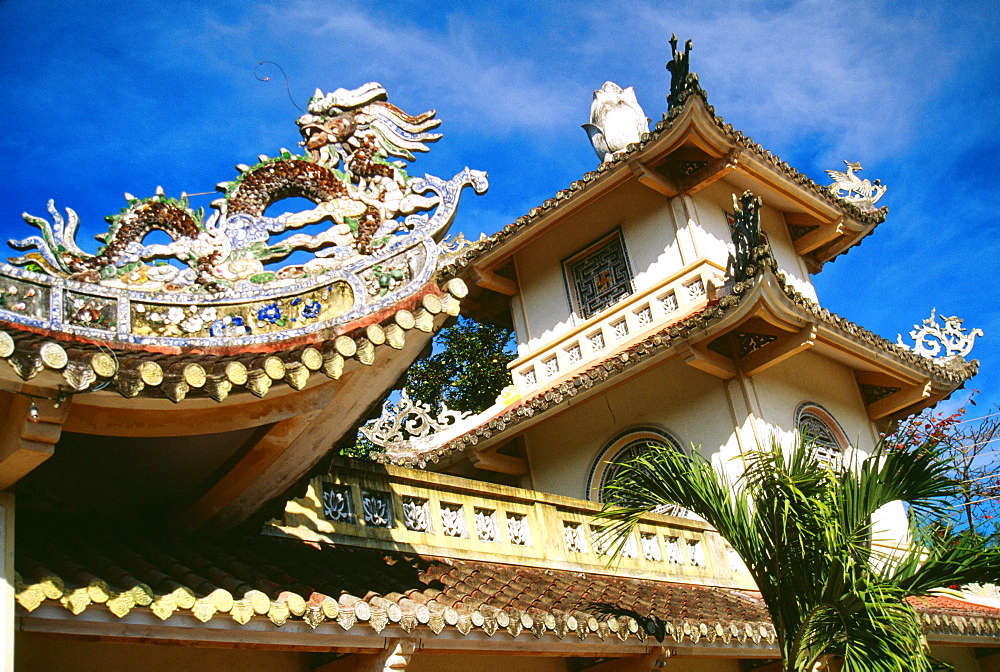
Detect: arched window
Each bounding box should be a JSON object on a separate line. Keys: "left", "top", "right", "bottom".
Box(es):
{"left": 588, "top": 428, "right": 693, "bottom": 518}
{"left": 795, "top": 403, "right": 848, "bottom": 466}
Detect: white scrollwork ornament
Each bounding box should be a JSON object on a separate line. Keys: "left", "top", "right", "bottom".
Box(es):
{"left": 897, "top": 308, "right": 982, "bottom": 360}
{"left": 360, "top": 389, "right": 471, "bottom": 449}
{"left": 402, "top": 497, "right": 431, "bottom": 532}
{"left": 362, "top": 490, "right": 393, "bottom": 527}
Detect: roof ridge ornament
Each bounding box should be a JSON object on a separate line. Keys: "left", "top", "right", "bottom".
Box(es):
{"left": 726, "top": 190, "right": 763, "bottom": 285}
{"left": 824, "top": 160, "right": 886, "bottom": 211}
{"left": 666, "top": 33, "right": 701, "bottom": 109}
{"left": 582, "top": 82, "right": 650, "bottom": 164}
{"left": 360, "top": 389, "right": 471, "bottom": 451}
{"left": 1, "top": 82, "right": 487, "bottom": 349}
{"left": 897, "top": 308, "right": 982, "bottom": 361}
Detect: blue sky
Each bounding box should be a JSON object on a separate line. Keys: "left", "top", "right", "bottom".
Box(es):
{"left": 0, "top": 0, "right": 997, "bottom": 411}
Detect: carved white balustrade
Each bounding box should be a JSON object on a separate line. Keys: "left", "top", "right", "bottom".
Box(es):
{"left": 512, "top": 258, "right": 726, "bottom": 395}
{"left": 278, "top": 457, "right": 755, "bottom": 589}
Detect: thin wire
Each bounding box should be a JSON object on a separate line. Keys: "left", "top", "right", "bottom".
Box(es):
{"left": 254, "top": 61, "right": 303, "bottom": 112}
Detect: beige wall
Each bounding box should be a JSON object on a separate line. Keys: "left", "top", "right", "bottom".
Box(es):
{"left": 661, "top": 658, "right": 743, "bottom": 672}
{"left": 524, "top": 357, "right": 739, "bottom": 500}
{"left": 931, "top": 644, "right": 989, "bottom": 672}
{"left": 409, "top": 653, "right": 570, "bottom": 672}
{"left": 691, "top": 181, "right": 817, "bottom": 303}
{"left": 512, "top": 181, "right": 682, "bottom": 356}
{"left": 15, "top": 633, "right": 307, "bottom": 672}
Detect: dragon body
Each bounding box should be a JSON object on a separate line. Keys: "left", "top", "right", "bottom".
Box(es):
{"left": 9, "top": 82, "right": 483, "bottom": 292}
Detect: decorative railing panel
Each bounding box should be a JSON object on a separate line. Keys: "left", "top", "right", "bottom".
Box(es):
{"left": 511, "top": 258, "right": 726, "bottom": 394}
{"left": 275, "top": 457, "right": 755, "bottom": 588}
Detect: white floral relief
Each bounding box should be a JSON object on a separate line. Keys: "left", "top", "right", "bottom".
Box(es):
{"left": 564, "top": 522, "right": 585, "bottom": 553}
{"left": 684, "top": 278, "right": 706, "bottom": 301}
{"left": 565, "top": 343, "right": 582, "bottom": 364}
{"left": 474, "top": 508, "right": 500, "bottom": 542}
{"left": 611, "top": 319, "right": 628, "bottom": 341}
{"left": 543, "top": 356, "right": 558, "bottom": 378}
{"left": 641, "top": 532, "right": 661, "bottom": 562}
{"left": 402, "top": 497, "right": 431, "bottom": 532}
{"left": 687, "top": 539, "right": 705, "bottom": 567}
{"left": 507, "top": 513, "right": 531, "bottom": 546}
{"left": 322, "top": 485, "right": 354, "bottom": 523}
{"left": 521, "top": 368, "right": 537, "bottom": 387}
{"left": 665, "top": 536, "right": 682, "bottom": 564}
{"left": 634, "top": 305, "right": 653, "bottom": 327}
{"left": 588, "top": 331, "right": 605, "bottom": 351}
{"left": 441, "top": 503, "right": 467, "bottom": 538}
{"left": 659, "top": 291, "right": 678, "bottom": 313}
{"left": 362, "top": 490, "right": 393, "bottom": 527}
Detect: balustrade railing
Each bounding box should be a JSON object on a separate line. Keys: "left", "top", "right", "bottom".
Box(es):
{"left": 274, "top": 457, "right": 754, "bottom": 589}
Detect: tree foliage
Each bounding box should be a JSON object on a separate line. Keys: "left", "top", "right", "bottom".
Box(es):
{"left": 594, "top": 435, "right": 1000, "bottom": 671}
{"left": 342, "top": 317, "right": 514, "bottom": 459}
{"left": 889, "top": 398, "right": 1000, "bottom": 537}
{"left": 403, "top": 316, "right": 515, "bottom": 413}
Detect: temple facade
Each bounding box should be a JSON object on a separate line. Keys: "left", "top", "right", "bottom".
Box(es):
{"left": 1, "top": 43, "right": 997, "bottom": 672}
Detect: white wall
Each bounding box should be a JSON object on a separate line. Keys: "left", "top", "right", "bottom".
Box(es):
{"left": 513, "top": 181, "right": 682, "bottom": 356}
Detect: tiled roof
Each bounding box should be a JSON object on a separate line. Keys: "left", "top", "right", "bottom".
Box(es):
{"left": 439, "top": 90, "right": 887, "bottom": 279}
{"left": 15, "top": 513, "right": 776, "bottom": 645}
{"left": 15, "top": 513, "right": 999, "bottom": 645}
{"left": 380, "top": 247, "right": 978, "bottom": 468}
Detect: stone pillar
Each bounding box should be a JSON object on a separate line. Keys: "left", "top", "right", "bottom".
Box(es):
{"left": 0, "top": 491, "right": 14, "bottom": 672}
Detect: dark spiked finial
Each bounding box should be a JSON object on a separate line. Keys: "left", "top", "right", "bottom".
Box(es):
{"left": 666, "top": 34, "right": 700, "bottom": 108}
{"left": 727, "top": 190, "right": 763, "bottom": 284}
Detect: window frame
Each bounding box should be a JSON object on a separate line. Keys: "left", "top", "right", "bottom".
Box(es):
{"left": 795, "top": 402, "right": 849, "bottom": 466}
{"left": 587, "top": 427, "right": 684, "bottom": 503}
{"left": 561, "top": 228, "right": 635, "bottom": 322}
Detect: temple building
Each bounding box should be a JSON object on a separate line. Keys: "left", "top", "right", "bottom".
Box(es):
{"left": 1, "top": 41, "right": 997, "bottom": 672}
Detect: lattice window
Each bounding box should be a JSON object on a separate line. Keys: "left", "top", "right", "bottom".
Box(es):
{"left": 321, "top": 484, "right": 355, "bottom": 523}
{"left": 796, "top": 403, "right": 847, "bottom": 467}
{"left": 564, "top": 231, "right": 634, "bottom": 320}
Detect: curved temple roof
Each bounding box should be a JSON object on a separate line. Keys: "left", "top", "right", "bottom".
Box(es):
{"left": 0, "top": 83, "right": 486, "bottom": 402}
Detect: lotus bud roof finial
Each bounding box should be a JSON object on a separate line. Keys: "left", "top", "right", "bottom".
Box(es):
{"left": 582, "top": 82, "right": 650, "bottom": 164}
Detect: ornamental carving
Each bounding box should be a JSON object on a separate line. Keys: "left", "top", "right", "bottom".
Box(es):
{"left": 726, "top": 191, "right": 762, "bottom": 284}
{"left": 666, "top": 34, "right": 700, "bottom": 108}
{"left": 824, "top": 160, "right": 886, "bottom": 211}
{"left": 897, "top": 309, "right": 982, "bottom": 360}
{"left": 359, "top": 389, "right": 470, "bottom": 450}
{"left": 582, "top": 82, "right": 649, "bottom": 164}
{"left": 2, "top": 82, "right": 486, "bottom": 348}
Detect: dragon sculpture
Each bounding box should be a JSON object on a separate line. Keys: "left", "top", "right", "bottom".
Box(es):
{"left": 8, "top": 82, "right": 486, "bottom": 294}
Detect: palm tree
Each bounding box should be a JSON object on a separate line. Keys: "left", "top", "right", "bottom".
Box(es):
{"left": 594, "top": 436, "right": 1000, "bottom": 671}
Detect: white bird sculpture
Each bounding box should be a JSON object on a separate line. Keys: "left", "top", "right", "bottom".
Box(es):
{"left": 583, "top": 82, "right": 649, "bottom": 163}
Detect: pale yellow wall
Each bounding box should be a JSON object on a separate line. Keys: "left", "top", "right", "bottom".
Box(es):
{"left": 513, "top": 181, "right": 682, "bottom": 355}
{"left": 748, "top": 350, "right": 876, "bottom": 452}
{"left": 690, "top": 180, "right": 817, "bottom": 302}
{"left": 931, "top": 644, "right": 988, "bottom": 672}
{"left": 409, "top": 653, "right": 570, "bottom": 672}
{"left": 15, "top": 633, "right": 307, "bottom": 672}
{"left": 524, "top": 357, "right": 738, "bottom": 500}
{"left": 661, "top": 657, "right": 744, "bottom": 672}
